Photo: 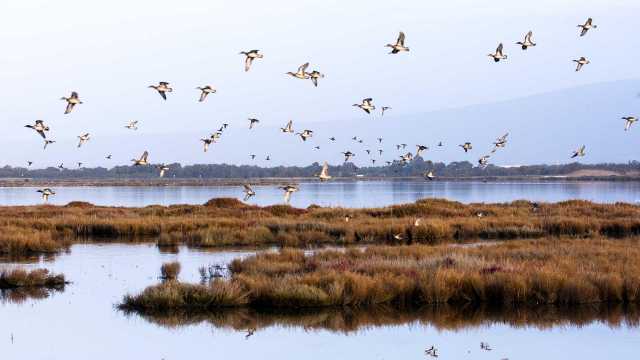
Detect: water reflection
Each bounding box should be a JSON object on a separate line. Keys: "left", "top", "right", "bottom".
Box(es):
{"left": 0, "top": 286, "right": 65, "bottom": 304}
{"left": 124, "top": 304, "right": 640, "bottom": 333}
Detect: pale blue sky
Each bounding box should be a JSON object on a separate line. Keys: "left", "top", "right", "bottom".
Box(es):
{"left": 0, "top": 0, "right": 638, "bottom": 167}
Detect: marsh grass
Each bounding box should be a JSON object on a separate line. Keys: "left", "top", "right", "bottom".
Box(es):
{"left": 121, "top": 238, "right": 640, "bottom": 311}
{"left": 0, "top": 268, "right": 67, "bottom": 290}
{"left": 160, "top": 262, "right": 181, "bottom": 281}
{"left": 1, "top": 198, "right": 640, "bottom": 257}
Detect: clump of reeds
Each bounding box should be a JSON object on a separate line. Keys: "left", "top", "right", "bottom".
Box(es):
{"left": 160, "top": 262, "right": 181, "bottom": 281}
{"left": 121, "top": 238, "right": 640, "bottom": 311}
{"left": 0, "top": 268, "right": 67, "bottom": 290}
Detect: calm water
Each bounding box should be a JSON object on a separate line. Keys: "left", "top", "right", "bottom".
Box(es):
{"left": 1, "top": 244, "right": 638, "bottom": 360}
{"left": 1, "top": 181, "right": 639, "bottom": 207}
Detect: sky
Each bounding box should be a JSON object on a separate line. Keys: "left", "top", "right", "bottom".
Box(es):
{"left": 0, "top": 0, "right": 639, "bottom": 168}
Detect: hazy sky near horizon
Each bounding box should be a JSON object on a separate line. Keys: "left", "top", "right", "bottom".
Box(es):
{"left": 1, "top": 0, "right": 639, "bottom": 168}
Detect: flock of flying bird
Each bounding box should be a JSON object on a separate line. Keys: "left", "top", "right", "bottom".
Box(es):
{"left": 24, "top": 18, "right": 638, "bottom": 203}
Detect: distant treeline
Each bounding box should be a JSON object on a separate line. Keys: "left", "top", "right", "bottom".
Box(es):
{"left": 2, "top": 158, "right": 639, "bottom": 179}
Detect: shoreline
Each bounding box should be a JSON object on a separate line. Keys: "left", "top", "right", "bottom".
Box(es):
{"left": 0, "top": 175, "right": 638, "bottom": 187}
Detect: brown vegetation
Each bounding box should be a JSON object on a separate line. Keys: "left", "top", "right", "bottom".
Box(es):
{"left": 1, "top": 198, "right": 640, "bottom": 257}
{"left": 160, "top": 262, "right": 181, "bottom": 281}
{"left": 0, "top": 268, "right": 67, "bottom": 290}
{"left": 120, "top": 238, "right": 640, "bottom": 311}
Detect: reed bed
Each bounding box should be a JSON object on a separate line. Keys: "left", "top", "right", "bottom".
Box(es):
{"left": 120, "top": 238, "right": 640, "bottom": 311}
{"left": 0, "top": 268, "right": 67, "bottom": 290}
{"left": 160, "top": 262, "right": 181, "bottom": 281}
{"left": 1, "top": 198, "right": 640, "bottom": 257}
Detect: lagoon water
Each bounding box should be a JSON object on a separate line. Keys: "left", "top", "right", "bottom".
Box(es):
{"left": 1, "top": 243, "right": 639, "bottom": 360}
{"left": 0, "top": 180, "right": 639, "bottom": 207}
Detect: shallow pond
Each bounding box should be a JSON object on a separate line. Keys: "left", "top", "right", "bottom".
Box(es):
{"left": 1, "top": 243, "right": 638, "bottom": 359}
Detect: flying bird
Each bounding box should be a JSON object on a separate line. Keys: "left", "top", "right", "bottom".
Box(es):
{"left": 287, "top": 62, "right": 310, "bottom": 79}
{"left": 37, "top": 188, "right": 55, "bottom": 202}
{"left": 424, "top": 171, "right": 435, "bottom": 181}
{"left": 416, "top": 145, "right": 428, "bottom": 157}
{"left": 27, "top": 161, "right": 33, "bottom": 167}
{"left": 381, "top": 106, "right": 392, "bottom": 116}
{"left": 296, "top": 130, "right": 313, "bottom": 142}
{"left": 316, "top": 162, "right": 332, "bottom": 182}
{"left": 573, "top": 57, "right": 590, "bottom": 72}
{"left": 77, "top": 162, "right": 83, "bottom": 168}
{"left": 249, "top": 118, "right": 260, "bottom": 129}
{"left": 279, "top": 185, "right": 299, "bottom": 204}
{"left": 478, "top": 155, "right": 490, "bottom": 167}
{"left": 308, "top": 70, "right": 324, "bottom": 87}
{"left": 131, "top": 151, "right": 150, "bottom": 166}
{"left": 516, "top": 31, "right": 536, "bottom": 50}
{"left": 578, "top": 18, "right": 597, "bottom": 37}
{"left": 280, "top": 120, "right": 294, "bottom": 133}
{"left": 240, "top": 50, "right": 263, "bottom": 72}
{"left": 25, "top": 120, "right": 49, "bottom": 139}
{"left": 201, "top": 138, "right": 213, "bottom": 152}
{"left": 61, "top": 91, "right": 83, "bottom": 114}
{"left": 342, "top": 151, "right": 355, "bottom": 162}
{"left": 125, "top": 120, "right": 139, "bottom": 130}
{"left": 77, "top": 133, "right": 90, "bottom": 148}
{"left": 106, "top": 154, "right": 112, "bottom": 159}
{"left": 243, "top": 184, "right": 256, "bottom": 201}
{"left": 488, "top": 43, "right": 507, "bottom": 62}
{"left": 148, "top": 82, "right": 173, "bottom": 100}
{"left": 623, "top": 116, "right": 638, "bottom": 131}
{"left": 43, "top": 139, "right": 55, "bottom": 150}
{"left": 353, "top": 98, "right": 375, "bottom": 114}
{"left": 459, "top": 142, "right": 473, "bottom": 153}
{"left": 156, "top": 164, "right": 169, "bottom": 177}
{"left": 571, "top": 145, "right": 586, "bottom": 158}
{"left": 385, "top": 32, "right": 409, "bottom": 54}
{"left": 196, "top": 85, "right": 216, "bottom": 102}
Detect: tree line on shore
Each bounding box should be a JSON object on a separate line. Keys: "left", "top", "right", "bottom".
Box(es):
{"left": 1, "top": 158, "right": 639, "bottom": 179}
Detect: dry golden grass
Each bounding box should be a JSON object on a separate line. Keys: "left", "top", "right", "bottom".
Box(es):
{"left": 160, "top": 262, "right": 181, "bottom": 281}
{"left": 1, "top": 198, "right": 640, "bottom": 256}
{"left": 121, "top": 237, "right": 640, "bottom": 311}
{"left": 0, "top": 268, "right": 67, "bottom": 290}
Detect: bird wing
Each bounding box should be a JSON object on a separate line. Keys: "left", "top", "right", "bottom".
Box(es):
{"left": 244, "top": 57, "right": 254, "bottom": 72}
{"left": 199, "top": 91, "right": 208, "bottom": 102}
{"left": 321, "top": 162, "right": 329, "bottom": 176}
{"left": 496, "top": 43, "right": 504, "bottom": 56}
{"left": 298, "top": 62, "right": 309, "bottom": 73}
{"left": 397, "top": 31, "right": 405, "bottom": 46}
{"left": 525, "top": 31, "right": 532, "bottom": 42}
{"left": 580, "top": 27, "right": 588, "bottom": 36}
{"left": 141, "top": 151, "right": 149, "bottom": 162}
{"left": 65, "top": 103, "right": 75, "bottom": 114}
{"left": 311, "top": 77, "right": 318, "bottom": 87}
